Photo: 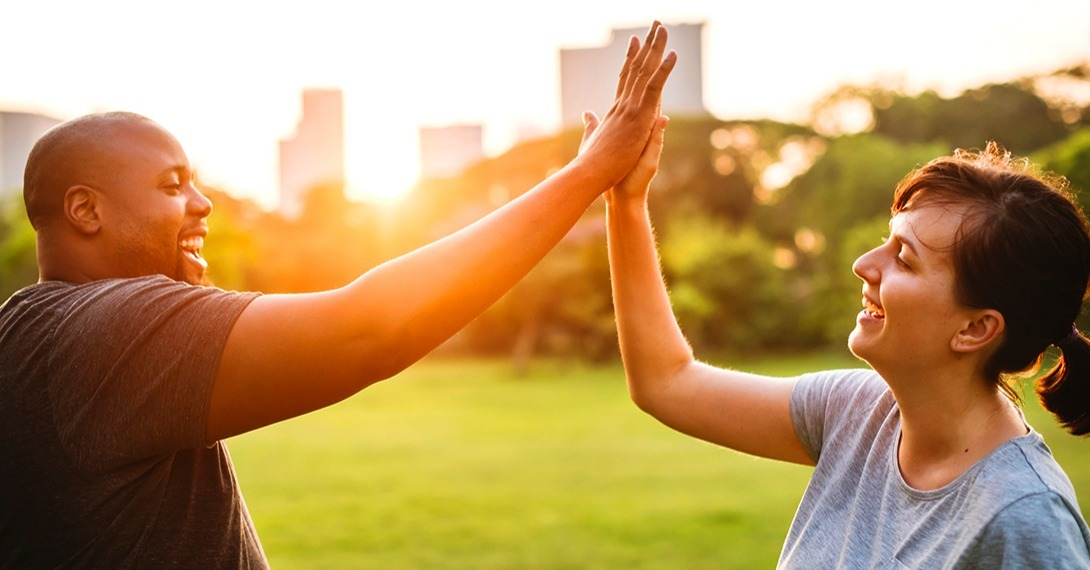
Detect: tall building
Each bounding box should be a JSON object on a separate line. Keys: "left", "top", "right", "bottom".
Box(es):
{"left": 419, "top": 124, "right": 484, "bottom": 180}
{"left": 0, "top": 111, "right": 62, "bottom": 197}
{"left": 278, "top": 89, "right": 345, "bottom": 219}
{"left": 560, "top": 22, "right": 707, "bottom": 128}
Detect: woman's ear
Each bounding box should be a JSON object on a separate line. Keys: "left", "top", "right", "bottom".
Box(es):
{"left": 951, "top": 309, "right": 1005, "bottom": 353}
{"left": 64, "top": 185, "right": 101, "bottom": 235}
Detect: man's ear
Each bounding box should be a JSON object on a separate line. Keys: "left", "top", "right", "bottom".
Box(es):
{"left": 64, "top": 185, "right": 101, "bottom": 235}
{"left": 951, "top": 309, "right": 1005, "bottom": 353}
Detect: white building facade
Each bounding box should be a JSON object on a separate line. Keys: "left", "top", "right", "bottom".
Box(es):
{"left": 560, "top": 22, "right": 707, "bottom": 128}
{"left": 278, "top": 89, "right": 345, "bottom": 219}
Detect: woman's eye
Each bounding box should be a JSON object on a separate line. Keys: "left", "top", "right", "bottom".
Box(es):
{"left": 895, "top": 247, "right": 912, "bottom": 268}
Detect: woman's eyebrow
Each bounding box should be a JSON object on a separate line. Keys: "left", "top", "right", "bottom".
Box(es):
{"left": 888, "top": 220, "right": 921, "bottom": 258}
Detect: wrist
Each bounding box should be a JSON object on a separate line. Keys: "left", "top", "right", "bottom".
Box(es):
{"left": 569, "top": 152, "right": 624, "bottom": 195}
{"left": 606, "top": 193, "right": 649, "bottom": 218}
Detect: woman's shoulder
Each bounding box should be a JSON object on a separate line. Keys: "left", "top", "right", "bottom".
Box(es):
{"left": 967, "top": 488, "right": 1090, "bottom": 566}
{"left": 791, "top": 368, "right": 896, "bottom": 461}
{"left": 794, "top": 368, "right": 892, "bottom": 410}
{"left": 983, "top": 433, "right": 1083, "bottom": 504}
{"left": 959, "top": 432, "right": 1088, "bottom": 531}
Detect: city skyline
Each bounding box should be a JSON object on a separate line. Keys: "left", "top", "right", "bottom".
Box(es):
{"left": 2, "top": 0, "right": 1089, "bottom": 207}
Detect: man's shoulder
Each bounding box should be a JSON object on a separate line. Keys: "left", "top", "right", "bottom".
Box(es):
{"left": 7, "top": 275, "right": 190, "bottom": 301}
{"left": 4, "top": 275, "right": 253, "bottom": 331}
{"left": 22, "top": 275, "right": 240, "bottom": 302}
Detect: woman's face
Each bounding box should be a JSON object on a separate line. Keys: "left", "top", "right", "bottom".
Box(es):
{"left": 848, "top": 201, "right": 982, "bottom": 375}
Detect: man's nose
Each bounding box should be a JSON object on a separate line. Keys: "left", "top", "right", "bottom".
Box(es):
{"left": 187, "top": 185, "right": 213, "bottom": 217}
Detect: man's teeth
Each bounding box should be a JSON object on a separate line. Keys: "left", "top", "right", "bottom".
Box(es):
{"left": 180, "top": 237, "right": 204, "bottom": 253}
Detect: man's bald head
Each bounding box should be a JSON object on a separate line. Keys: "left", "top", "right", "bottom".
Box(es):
{"left": 23, "top": 111, "right": 160, "bottom": 230}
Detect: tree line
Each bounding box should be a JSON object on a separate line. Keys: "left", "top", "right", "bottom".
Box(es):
{"left": 2, "top": 64, "right": 1089, "bottom": 368}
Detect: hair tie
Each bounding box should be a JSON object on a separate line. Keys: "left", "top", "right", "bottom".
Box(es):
{"left": 1057, "top": 324, "right": 1082, "bottom": 348}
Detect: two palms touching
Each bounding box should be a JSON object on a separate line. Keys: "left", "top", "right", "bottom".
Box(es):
{"left": 577, "top": 21, "right": 674, "bottom": 202}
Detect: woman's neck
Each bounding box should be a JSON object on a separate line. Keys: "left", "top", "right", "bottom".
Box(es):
{"left": 884, "top": 366, "right": 1028, "bottom": 491}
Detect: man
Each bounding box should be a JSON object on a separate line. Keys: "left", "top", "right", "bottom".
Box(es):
{"left": 0, "top": 23, "right": 675, "bottom": 567}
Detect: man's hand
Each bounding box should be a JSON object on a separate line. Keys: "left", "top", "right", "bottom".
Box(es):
{"left": 575, "top": 21, "right": 676, "bottom": 189}
{"left": 583, "top": 113, "right": 667, "bottom": 205}
{"left": 207, "top": 22, "right": 676, "bottom": 443}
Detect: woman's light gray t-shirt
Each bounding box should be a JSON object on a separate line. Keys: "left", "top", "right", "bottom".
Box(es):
{"left": 782, "top": 368, "right": 1090, "bottom": 569}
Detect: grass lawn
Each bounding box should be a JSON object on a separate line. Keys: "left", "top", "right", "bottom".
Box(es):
{"left": 230, "top": 351, "right": 1089, "bottom": 568}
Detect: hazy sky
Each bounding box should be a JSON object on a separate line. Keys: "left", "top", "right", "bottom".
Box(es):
{"left": 3, "top": 0, "right": 1089, "bottom": 206}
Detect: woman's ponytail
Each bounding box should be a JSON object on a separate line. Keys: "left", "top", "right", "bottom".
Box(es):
{"left": 1037, "top": 328, "right": 1090, "bottom": 436}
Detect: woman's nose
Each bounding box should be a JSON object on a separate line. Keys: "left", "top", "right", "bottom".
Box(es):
{"left": 852, "top": 246, "right": 881, "bottom": 283}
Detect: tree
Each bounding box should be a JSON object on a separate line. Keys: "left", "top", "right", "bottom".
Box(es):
{"left": 0, "top": 194, "right": 37, "bottom": 300}
{"left": 873, "top": 83, "right": 1074, "bottom": 154}
{"left": 767, "top": 134, "right": 946, "bottom": 253}
{"left": 658, "top": 213, "right": 792, "bottom": 353}
{"left": 1034, "top": 127, "right": 1090, "bottom": 211}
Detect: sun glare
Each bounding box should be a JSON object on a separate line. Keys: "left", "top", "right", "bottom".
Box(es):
{"left": 345, "top": 179, "right": 415, "bottom": 204}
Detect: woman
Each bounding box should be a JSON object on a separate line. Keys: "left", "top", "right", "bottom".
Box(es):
{"left": 588, "top": 110, "right": 1090, "bottom": 568}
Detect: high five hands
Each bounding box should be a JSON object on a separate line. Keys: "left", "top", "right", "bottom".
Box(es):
{"left": 576, "top": 21, "right": 676, "bottom": 190}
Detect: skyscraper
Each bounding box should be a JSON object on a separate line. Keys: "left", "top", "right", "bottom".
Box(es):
{"left": 278, "top": 89, "right": 345, "bottom": 219}
{"left": 560, "top": 22, "right": 707, "bottom": 128}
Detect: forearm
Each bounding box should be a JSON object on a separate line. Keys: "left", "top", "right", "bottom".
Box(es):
{"left": 209, "top": 22, "right": 676, "bottom": 441}
{"left": 606, "top": 194, "right": 696, "bottom": 406}
{"left": 340, "top": 160, "right": 608, "bottom": 373}
{"left": 605, "top": 199, "right": 809, "bottom": 462}
{"left": 213, "top": 161, "right": 618, "bottom": 441}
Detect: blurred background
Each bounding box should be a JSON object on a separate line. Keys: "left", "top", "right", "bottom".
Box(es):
{"left": 3, "top": 0, "right": 1090, "bottom": 362}
{"left": 2, "top": 1, "right": 1089, "bottom": 566}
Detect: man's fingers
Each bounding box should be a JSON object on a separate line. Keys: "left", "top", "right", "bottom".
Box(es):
{"left": 627, "top": 25, "right": 669, "bottom": 109}
{"left": 617, "top": 21, "right": 661, "bottom": 104}
{"left": 614, "top": 35, "right": 640, "bottom": 100}
{"left": 639, "top": 50, "right": 677, "bottom": 110}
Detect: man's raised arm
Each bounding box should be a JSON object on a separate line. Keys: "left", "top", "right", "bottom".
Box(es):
{"left": 206, "top": 22, "right": 676, "bottom": 442}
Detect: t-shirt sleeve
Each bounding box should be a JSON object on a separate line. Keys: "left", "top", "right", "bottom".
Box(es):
{"left": 46, "top": 277, "right": 259, "bottom": 471}
{"left": 965, "top": 492, "right": 1090, "bottom": 568}
{"left": 790, "top": 368, "right": 889, "bottom": 463}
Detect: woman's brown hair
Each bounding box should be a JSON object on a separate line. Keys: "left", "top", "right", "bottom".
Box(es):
{"left": 891, "top": 142, "right": 1090, "bottom": 435}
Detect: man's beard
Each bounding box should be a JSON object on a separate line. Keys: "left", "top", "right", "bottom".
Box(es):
{"left": 175, "top": 258, "right": 212, "bottom": 287}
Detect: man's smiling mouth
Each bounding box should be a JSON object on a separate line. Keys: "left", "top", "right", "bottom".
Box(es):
{"left": 180, "top": 236, "right": 207, "bottom": 268}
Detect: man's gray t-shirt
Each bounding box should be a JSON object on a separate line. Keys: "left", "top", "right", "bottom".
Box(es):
{"left": 0, "top": 276, "right": 265, "bottom": 568}
{"left": 781, "top": 368, "right": 1090, "bottom": 568}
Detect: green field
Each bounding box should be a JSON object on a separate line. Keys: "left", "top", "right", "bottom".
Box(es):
{"left": 230, "top": 352, "right": 1090, "bottom": 569}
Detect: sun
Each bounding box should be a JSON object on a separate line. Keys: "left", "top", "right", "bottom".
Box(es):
{"left": 341, "top": 122, "right": 422, "bottom": 204}
{"left": 344, "top": 178, "right": 415, "bottom": 204}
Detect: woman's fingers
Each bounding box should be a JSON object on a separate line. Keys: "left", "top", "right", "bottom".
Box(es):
{"left": 578, "top": 111, "right": 601, "bottom": 155}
